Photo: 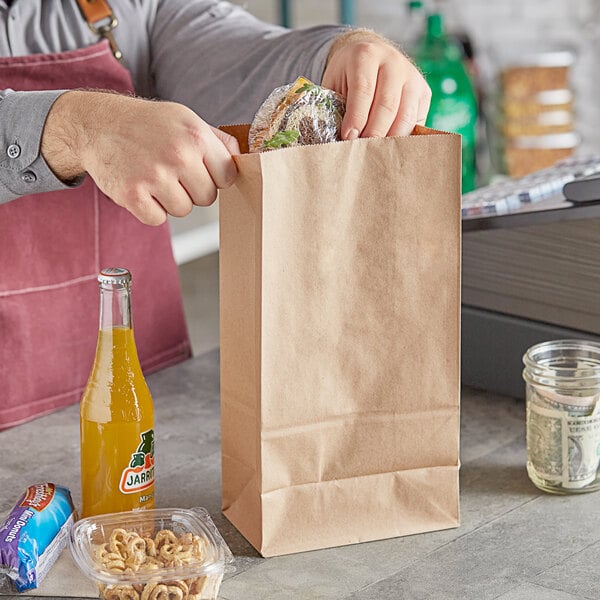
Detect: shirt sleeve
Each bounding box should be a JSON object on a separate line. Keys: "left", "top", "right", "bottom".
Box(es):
{"left": 0, "top": 89, "right": 84, "bottom": 205}
{"left": 150, "top": 0, "right": 348, "bottom": 126}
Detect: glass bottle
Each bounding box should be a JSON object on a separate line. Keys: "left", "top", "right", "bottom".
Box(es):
{"left": 412, "top": 12, "right": 478, "bottom": 192}
{"left": 523, "top": 339, "right": 600, "bottom": 494}
{"left": 80, "top": 267, "right": 155, "bottom": 517}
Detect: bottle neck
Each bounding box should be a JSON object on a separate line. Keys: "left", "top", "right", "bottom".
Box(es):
{"left": 92, "top": 280, "right": 142, "bottom": 377}
{"left": 426, "top": 13, "right": 444, "bottom": 40}
{"left": 99, "top": 282, "right": 132, "bottom": 330}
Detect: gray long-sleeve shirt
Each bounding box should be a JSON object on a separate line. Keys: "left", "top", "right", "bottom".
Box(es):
{"left": 0, "top": 0, "right": 346, "bottom": 202}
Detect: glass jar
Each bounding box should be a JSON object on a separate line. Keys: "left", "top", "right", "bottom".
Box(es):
{"left": 523, "top": 339, "right": 600, "bottom": 494}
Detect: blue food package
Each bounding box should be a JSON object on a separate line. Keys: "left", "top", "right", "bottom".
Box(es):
{"left": 0, "top": 483, "right": 76, "bottom": 592}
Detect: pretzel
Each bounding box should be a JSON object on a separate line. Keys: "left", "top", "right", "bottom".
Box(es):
{"left": 94, "top": 528, "right": 210, "bottom": 600}
{"left": 138, "top": 557, "right": 161, "bottom": 572}
{"left": 159, "top": 543, "right": 193, "bottom": 565}
{"left": 140, "top": 583, "right": 168, "bottom": 600}
{"left": 143, "top": 537, "right": 157, "bottom": 557}
{"left": 105, "top": 556, "right": 126, "bottom": 572}
{"left": 125, "top": 536, "right": 147, "bottom": 569}
{"left": 166, "top": 586, "right": 185, "bottom": 600}
{"left": 109, "top": 528, "right": 130, "bottom": 556}
{"left": 127, "top": 534, "right": 146, "bottom": 556}
{"left": 154, "top": 530, "right": 178, "bottom": 550}
{"left": 187, "top": 577, "right": 208, "bottom": 596}
{"left": 103, "top": 586, "right": 140, "bottom": 600}
{"left": 138, "top": 583, "right": 187, "bottom": 600}
{"left": 165, "top": 580, "right": 188, "bottom": 596}
{"left": 191, "top": 537, "right": 205, "bottom": 559}
{"left": 94, "top": 543, "right": 110, "bottom": 564}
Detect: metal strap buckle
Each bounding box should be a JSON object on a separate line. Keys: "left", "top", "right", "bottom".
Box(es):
{"left": 88, "top": 15, "right": 123, "bottom": 61}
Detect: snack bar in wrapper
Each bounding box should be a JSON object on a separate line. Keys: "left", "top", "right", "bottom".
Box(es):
{"left": 0, "top": 483, "right": 76, "bottom": 592}
{"left": 248, "top": 76, "right": 346, "bottom": 152}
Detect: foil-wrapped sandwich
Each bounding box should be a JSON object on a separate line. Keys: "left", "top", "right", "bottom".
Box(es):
{"left": 249, "top": 77, "right": 346, "bottom": 152}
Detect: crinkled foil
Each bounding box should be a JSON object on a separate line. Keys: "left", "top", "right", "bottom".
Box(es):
{"left": 249, "top": 77, "right": 346, "bottom": 153}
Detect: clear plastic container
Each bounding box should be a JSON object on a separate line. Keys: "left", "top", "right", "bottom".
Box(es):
{"left": 69, "top": 508, "right": 234, "bottom": 599}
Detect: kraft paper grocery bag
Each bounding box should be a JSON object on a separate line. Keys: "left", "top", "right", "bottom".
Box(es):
{"left": 219, "top": 125, "right": 461, "bottom": 557}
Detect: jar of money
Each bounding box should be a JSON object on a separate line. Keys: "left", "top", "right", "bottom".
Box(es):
{"left": 523, "top": 340, "right": 600, "bottom": 494}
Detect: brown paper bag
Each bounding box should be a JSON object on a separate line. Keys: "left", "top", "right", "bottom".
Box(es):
{"left": 219, "top": 125, "right": 461, "bottom": 557}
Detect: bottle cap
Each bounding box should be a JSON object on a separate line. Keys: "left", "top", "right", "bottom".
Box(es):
{"left": 98, "top": 267, "right": 132, "bottom": 285}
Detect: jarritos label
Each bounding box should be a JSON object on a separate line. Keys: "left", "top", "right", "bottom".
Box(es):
{"left": 119, "top": 430, "right": 155, "bottom": 495}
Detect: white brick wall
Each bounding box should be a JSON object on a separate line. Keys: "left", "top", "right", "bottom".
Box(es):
{"left": 235, "top": 0, "right": 600, "bottom": 152}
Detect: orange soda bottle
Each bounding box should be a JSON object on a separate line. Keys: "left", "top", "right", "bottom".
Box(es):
{"left": 80, "top": 267, "right": 155, "bottom": 517}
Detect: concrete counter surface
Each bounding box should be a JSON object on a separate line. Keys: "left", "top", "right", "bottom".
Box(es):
{"left": 0, "top": 349, "right": 598, "bottom": 600}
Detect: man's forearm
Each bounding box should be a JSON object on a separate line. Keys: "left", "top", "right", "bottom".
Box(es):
{"left": 40, "top": 90, "right": 87, "bottom": 183}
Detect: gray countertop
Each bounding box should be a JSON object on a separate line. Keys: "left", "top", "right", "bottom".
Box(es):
{"left": 1, "top": 349, "right": 599, "bottom": 600}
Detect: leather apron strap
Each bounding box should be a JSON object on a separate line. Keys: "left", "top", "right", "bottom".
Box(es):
{"left": 74, "top": 0, "right": 123, "bottom": 60}
{"left": 74, "top": 0, "right": 112, "bottom": 22}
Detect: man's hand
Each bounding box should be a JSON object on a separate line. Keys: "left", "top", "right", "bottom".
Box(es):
{"left": 322, "top": 29, "right": 431, "bottom": 140}
{"left": 41, "top": 91, "right": 239, "bottom": 225}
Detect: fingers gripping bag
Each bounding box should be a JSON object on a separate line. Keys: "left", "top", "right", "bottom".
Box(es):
{"left": 248, "top": 76, "right": 346, "bottom": 152}
{"left": 0, "top": 483, "right": 76, "bottom": 592}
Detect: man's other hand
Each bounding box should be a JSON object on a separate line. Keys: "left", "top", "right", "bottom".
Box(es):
{"left": 41, "top": 91, "right": 239, "bottom": 225}
{"left": 322, "top": 30, "right": 431, "bottom": 140}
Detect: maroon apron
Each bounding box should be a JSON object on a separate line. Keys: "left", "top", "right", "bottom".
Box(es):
{"left": 0, "top": 40, "right": 192, "bottom": 430}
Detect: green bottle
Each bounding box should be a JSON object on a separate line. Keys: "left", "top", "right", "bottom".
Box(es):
{"left": 412, "top": 13, "right": 478, "bottom": 192}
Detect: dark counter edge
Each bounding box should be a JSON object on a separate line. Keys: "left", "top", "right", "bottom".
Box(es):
{"left": 462, "top": 305, "right": 600, "bottom": 399}
{"left": 462, "top": 200, "right": 600, "bottom": 232}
